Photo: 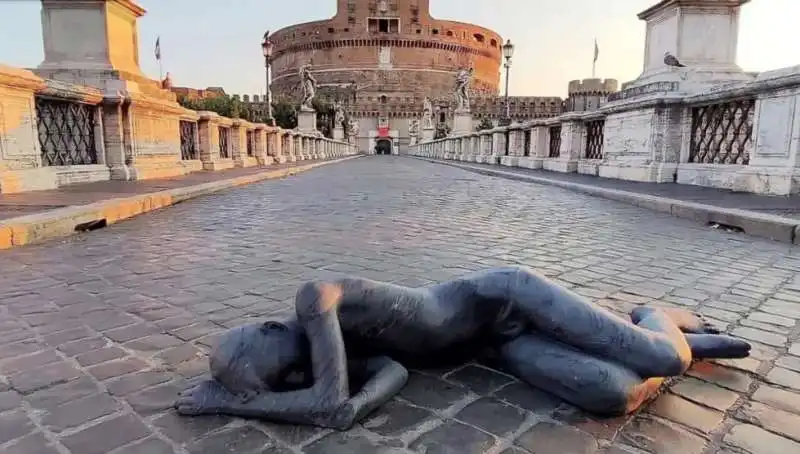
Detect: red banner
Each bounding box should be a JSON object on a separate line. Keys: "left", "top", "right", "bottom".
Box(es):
{"left": 378, "top": 126, "right": 390, "bottom": 137}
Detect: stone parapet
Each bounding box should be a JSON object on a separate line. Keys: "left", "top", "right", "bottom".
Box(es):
{"left": 407, "top": 61, "right": 800, "bottom": 195}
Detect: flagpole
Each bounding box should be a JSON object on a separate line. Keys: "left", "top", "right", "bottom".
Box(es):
{"left": 155, "top": 36, "right": 163, "bottom": 81}
{"left": 592, "top": 38, "right": 597, "bottom": 78}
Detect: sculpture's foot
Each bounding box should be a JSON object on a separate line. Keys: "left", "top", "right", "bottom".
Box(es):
{"left": 175, "top": 379, "right": 236, "bottom": 416}
{"left": 632, "top": 307, "right": 720, "bottom": 334}
{"left": 685, "top": 333, "right": 751, "bottom": 359}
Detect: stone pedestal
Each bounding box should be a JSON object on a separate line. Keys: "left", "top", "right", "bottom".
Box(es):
{"left": 297, "top": 109, "right": 317, "bottom": 134}
{"left": 421, "top": 127, "right": 435, "bottom": 142}
{"left": 36, "top": 0, "right": 191, "bottom": 181}
{"left": 622, "top": 0, "right": 754, "bottom": 94}
{"left": 333, "top": 127, "right": 345, "bottom": 141}
{"left": 452, "top": 109, "right": 473, "bottom": 135}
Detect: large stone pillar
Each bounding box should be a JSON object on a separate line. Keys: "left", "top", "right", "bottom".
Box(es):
{"left": 37, "top": 0, "right": 189, "bottom": 180}
{"left": 627, "top": 0, "right": 753, "bottom": 92}
{"left": 501, "top": 125, "right": 525, "bottom": 167}
{"left": 253, "top": 125, "right": 271, "bottom": 166}
{"left": 518, "top": 123, "right": 548, "bottom": 169}
{"left": 543, "top": 115, "right": 583, "bottom": 173}
{"left": 197, "top": 111, "right": 234, "bottom": 171}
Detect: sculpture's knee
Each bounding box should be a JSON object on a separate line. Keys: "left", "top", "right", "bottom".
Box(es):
{"left": 295, "top": 281, "right": 343, "bottom": 318}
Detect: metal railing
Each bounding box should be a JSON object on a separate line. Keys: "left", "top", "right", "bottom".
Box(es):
{"left": 689, "top": 99, "right": 755, "bottom": 165}
{"left": 179, "top": 120, "right": 198, "bottom": 160}
{"left": 218, "top": 127, "right": 230, "bottom": 158}
{"left": 523, "top": 130, "right": 531, "bottom": 157}
{"left": 35, "top": 97, "right": 98, "bottom": 166}
{"left": 584, "top": 119, "right": 605, "bottom": 160}
{"left": 548, "top": 125, "right": 562, "bottom": 158}
{"left": 246, "top": 130, "right": 255, "bottom": 157}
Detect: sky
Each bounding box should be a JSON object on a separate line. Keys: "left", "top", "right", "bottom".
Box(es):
{"left": 0, "top": 0, "right": 797, "bottom": 97}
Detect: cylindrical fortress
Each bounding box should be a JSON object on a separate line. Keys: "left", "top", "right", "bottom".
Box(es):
{"left": 269, "top": 0, "right": 503, "bottom": 102}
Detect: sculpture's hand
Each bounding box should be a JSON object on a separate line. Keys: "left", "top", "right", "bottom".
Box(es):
{"left": 175, "top": 379, "right": 236, "bottom": 416}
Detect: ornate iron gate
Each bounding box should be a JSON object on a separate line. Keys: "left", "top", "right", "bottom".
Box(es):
{"left": 35, "top": 97, "right": 98, "bottom": 166}
{"left": 179, "top": 120, "right": 198, "bottom": 160}
{"left": 548, "top": 125, "right": 562, "bottom": 158}
{"left": 584, "top": 119, "right": 605, "bottom": 160}
{"left": 689, "top": 99, "right": 754, "bottom": 165}
{"left": 218, "top": 127, "right": 230, "bottom": 158}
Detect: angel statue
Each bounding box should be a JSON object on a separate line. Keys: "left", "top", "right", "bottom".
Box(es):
{"left": 408, "top": 119, "right": 420, "bottom": 145}
{"left": 454, "top": 67, "right": 474, "bottom": 111}
{"left": 348, "top": 118, "right": 360, "bottom": 143}
{"left": 334, "top": 101, "right": 346, "bottom": 128}
{"left": 422, "top": 97, "right": 434, "bottom": 130}
{"left": 299, "top": 65, "right": 317, "bottom": 111}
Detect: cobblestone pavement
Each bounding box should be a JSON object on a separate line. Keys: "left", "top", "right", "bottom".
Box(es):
{"left": 0, "top": 156, "right": 799, "bottom": 454}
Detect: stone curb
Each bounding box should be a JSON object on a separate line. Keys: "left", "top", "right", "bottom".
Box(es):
{"left": 0, "top": 155, "right": 362, "bottom": 250}
{"left": 415, "top": 157, "right": 800, "bottom": 245}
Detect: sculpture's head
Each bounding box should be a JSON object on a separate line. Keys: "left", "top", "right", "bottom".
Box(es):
{"left": 209, "top": 319, "right": 311, "bottom": 395}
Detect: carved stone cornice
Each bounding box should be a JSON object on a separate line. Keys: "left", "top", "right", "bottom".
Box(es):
{"left": 0, "top": 64, "right": 47, "bottom": 92}
{"left": 37, "top": 78, "right": 103, "bottom": 104}
{"left": 42, "top": 0, "right": 146, "bottom": 17}
{"left": 638, "top": 0, "right": 749, "bottom": 20}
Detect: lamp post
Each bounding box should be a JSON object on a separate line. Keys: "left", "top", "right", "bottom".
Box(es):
{"left": 261, "top": 31, "right": 275, "bottom": 126}
{"left": 501, "top": 39, "right": 515, "bottom": 125}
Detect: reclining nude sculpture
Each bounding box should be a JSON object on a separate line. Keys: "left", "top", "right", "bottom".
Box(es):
{"left": 175, "top": 266, "right": 750, "bottom": 430}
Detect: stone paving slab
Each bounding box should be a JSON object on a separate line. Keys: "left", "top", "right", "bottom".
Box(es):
{"left": 0, "top": 156, "right": 799, "bottom": 454}
{"left": 417, "top": 158, "right": 800, "bottom": 245}
{"left": 428, "top": 159, "right": 800, "bottom": 217}
{"left": 0, "top": 156, "right": 361, "bottom": 249}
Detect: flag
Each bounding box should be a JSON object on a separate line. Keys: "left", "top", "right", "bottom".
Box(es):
{"left": 593, "top": 38, "right": 599, "bottom": 63}
{"left": 155, "top": 36, "right": 161, "bottom": 61}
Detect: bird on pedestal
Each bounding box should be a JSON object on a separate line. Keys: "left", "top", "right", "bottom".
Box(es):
{"left": 664, "top": 52, "right": 686, "bottom": 68}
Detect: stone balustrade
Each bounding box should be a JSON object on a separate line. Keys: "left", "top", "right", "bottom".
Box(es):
{"left": 408, "top": 64, "right": 800, "bottom": 196}
{"left": 0, "top": 64, "right": 358, "bottom": 194}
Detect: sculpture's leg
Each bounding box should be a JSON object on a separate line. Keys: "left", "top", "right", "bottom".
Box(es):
{"left": 497, "top": 267, "right": 694, "bottom": 378}
{"left": 499, "top": 333, "right": 663, "bottom": 416}
{"left": 684, "top": 333, "right": 751, "bottom": 359}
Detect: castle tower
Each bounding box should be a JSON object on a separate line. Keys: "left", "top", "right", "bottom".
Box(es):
{"left": 268, "top": 0, "right": 505, "bottom": 153}
{"left": 565, "top": 78, "right": 619, "bottom": 112}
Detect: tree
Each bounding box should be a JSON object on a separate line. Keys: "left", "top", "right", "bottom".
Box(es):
{"left": 434, "top": 123, "right": 451, "bottom": 140}
{"left": 271, "top": 100, "right": 297, "bottom": 129}
{"left": 476, "top": 117, "right": 494, "bottom": 131}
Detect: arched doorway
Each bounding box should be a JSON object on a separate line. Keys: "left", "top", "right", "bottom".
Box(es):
{"left": 375, "top": 139, "right": 392, "bottom": 155}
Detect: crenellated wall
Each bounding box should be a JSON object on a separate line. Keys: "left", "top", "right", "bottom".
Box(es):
{"left": 565, "top": 78, "right": 619, "bottom": 112}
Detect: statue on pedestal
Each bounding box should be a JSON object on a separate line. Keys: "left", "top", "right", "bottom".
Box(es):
{"left": 334, "top": 101, "right": 345, "bottom": 128}
{"left": 421, "top": 97, "right": 434, "bottom": 130}
{"left": 299, "top": 65, "right": 317, "bottom": 111}
{"left": 348, "top": 118, "right": 359, "bottom": 142}
{"left": 408, "top": 119, "right": 419, "bottom": 145}
{"left": 176, "top": 265, "right": 751, "bottom": 431}
{"left": 454, "top": 67, "right": 474, "bottom": 111}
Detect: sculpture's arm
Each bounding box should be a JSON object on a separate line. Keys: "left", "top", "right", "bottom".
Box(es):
{"left": 175, "top": 355, "right": 407, "bottom": 430}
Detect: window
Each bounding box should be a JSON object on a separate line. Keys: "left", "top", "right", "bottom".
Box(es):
{"left": 446, "top": 30, "right": 454, "bottom": 37}
{"left": 380, "top": 95, "right": 388, "bottom": 104}
{"left": 432, "top": 29, "right": 439, "bottom": 35}
{"left": 473, "top": 33, "right": 485, "bottom": 43}
{"left": 416, "top": 29, "right": 422, "bottom": 34}
{"left": 328, "top": 28, "right": 335, "bottom": 33}
{"left": 368, "top": 18, "right": 399, "bottom": 33}
{"left": 490, "top": 39, "right": 497, "bottom": 47}
{"left": 439, "top": 112, "right": 446, "bottom": 123}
